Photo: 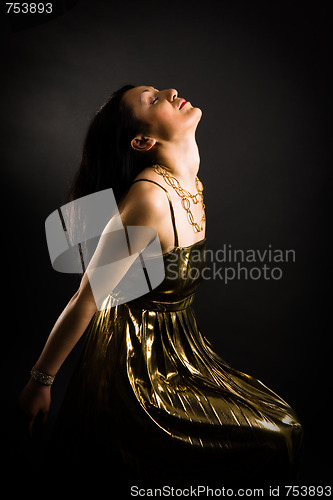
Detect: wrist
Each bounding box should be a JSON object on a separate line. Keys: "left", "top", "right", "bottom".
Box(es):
{"left": 27, "top": 377, "right": 52, "bottom": 391}
{"left": 30, "top": 366, "right": 55, "bottom": 386}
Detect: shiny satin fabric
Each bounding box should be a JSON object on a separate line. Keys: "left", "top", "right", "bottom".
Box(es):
{"left": 52, "top": 239, "right": 303, "bottom": 487}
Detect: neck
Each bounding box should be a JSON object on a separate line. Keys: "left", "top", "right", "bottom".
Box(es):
{"left": 152, "top": 135, "right": 200, "bottom": 189}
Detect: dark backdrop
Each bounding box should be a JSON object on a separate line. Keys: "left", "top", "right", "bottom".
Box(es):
{"left": 1, "top": 0, "right": 331, "bottom": 490}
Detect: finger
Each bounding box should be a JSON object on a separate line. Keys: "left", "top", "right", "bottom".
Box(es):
{"left": 41, "top": 411, "right": 49, "bottom": 426}
{"left": 28, "top": 417, "right": 35, "bottom": 438}
{"left": 31, "top": 411, "right": 48, "bottom": 437}
{"left": 16, "top": 406, "right": 34, "bottom": 434}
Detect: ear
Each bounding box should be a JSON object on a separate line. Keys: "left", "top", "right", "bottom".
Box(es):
{"left": 130, "top": 136, "right": 157, "bottom": 152}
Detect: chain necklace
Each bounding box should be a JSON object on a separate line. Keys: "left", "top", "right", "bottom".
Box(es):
{"left": 152, "top": 164, "right": 206, "bottom": 233}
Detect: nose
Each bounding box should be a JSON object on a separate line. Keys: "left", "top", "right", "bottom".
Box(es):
{"left": 165, "top": 88, "right": 178, "bottom": 102}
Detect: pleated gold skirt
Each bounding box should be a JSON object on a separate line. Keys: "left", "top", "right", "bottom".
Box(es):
{"left": 52, "top": 240, "right": 303, "bottom": 487}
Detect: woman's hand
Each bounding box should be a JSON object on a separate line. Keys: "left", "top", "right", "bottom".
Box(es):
{"left": 17, "top": 378, "right": 51, "bottom": 437}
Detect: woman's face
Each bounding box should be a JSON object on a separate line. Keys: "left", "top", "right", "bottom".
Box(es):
{"left": 123, "top": 86, "right": 202, "bottom": 143}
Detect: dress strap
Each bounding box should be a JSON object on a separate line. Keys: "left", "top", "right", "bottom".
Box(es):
{"left": 131, "top": 178, "right": 179, "bottom": 248}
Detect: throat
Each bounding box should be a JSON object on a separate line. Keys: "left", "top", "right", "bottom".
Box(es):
{"left": 154, "top": 141, "right": 200, "bottom": 188}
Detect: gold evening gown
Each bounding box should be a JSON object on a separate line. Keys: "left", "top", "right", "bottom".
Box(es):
{"left": 52, "top": 179, "right": 303, "bottom": 487}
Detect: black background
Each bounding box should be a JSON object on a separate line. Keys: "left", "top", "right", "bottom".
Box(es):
{"left": 1, "top": 0, "right": 331, "bottom": 490}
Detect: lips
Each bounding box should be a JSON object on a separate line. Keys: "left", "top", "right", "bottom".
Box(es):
{"left": 179, "top": 99, "right": 187, "bottom": 109}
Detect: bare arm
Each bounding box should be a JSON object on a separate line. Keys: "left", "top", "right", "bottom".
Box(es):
{"left": 35, "top": 182, "right": 168, "bottom": 375}
{"left": 17, "top": 273, "right": 97, "bottom": 436}
{"left": 18, "top": 182, "right": 169, "bottom": 435}
{"left": 33, "top": 274, "right": 97, "bottom": 376}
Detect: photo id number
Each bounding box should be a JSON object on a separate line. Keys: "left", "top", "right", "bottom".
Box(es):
{"left": 6, "top": 3, "right": 53, "bottom": 14}
{"left": 284, "top": 485, "right": 332, "bottom": 496}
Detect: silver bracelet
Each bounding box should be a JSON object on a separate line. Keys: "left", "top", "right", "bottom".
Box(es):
{"left": 30, "top": 366, "right": 55, "bottom": 386}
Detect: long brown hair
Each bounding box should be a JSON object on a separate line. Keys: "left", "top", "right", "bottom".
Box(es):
{"left": 68, "top": 84, "right": 149, "bottom": 204}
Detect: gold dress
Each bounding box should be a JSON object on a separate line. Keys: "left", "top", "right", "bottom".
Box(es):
{"left": 52, "top": 179, "right": 303, "bottom": 487}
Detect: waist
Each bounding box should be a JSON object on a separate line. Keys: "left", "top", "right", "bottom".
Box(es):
{"left": 128, "top": 293, "right": 195, "bottom": 312}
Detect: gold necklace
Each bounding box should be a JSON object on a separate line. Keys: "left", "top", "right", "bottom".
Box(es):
{"left": 153, "top": 164, "right": 206, "bottom": 233}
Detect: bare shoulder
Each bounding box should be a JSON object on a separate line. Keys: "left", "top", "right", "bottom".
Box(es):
{"left": 119, "top": 179, "right": 168, "bottom": 226}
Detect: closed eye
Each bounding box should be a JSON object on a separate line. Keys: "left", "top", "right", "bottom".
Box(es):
{"left": 151, "top": 96, "right": 159, "bottom": 104}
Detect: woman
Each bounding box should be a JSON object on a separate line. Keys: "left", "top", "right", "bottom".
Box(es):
{"left": 18, "top": 85, "right": 303, "bottom": 488}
